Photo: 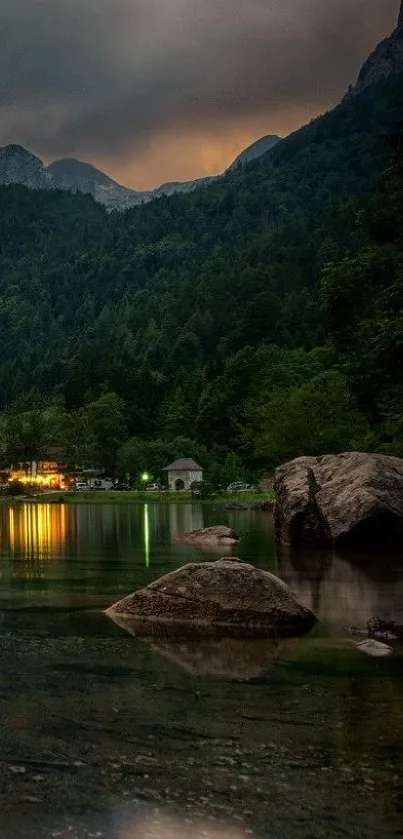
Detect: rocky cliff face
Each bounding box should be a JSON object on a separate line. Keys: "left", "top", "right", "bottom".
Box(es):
{"left": 349, "top": 1, "right": 403, "bottom": 96}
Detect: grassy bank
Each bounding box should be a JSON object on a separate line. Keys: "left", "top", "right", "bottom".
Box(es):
{"left": 0, "top": 490, "right": 274, "bottom": 505}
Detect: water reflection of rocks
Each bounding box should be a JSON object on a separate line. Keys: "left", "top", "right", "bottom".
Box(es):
{"left": 277, "top": 547, "right": 403, "bottom": 630}
{"left": 108, "top": 618, "right": 297, "bottom": 678}
{"left": 145, "top": 637, "right": 295, "bottom": 678}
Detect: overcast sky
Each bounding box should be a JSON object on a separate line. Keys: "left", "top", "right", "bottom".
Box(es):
{"left": 0, "top": 0, "right": 400, "bottom": 188}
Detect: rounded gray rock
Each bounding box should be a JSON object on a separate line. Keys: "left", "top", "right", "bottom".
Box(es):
{"left": 106, "top": 559, "right": 316, "bottom": 637}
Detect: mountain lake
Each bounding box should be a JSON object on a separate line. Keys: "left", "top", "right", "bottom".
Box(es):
{"left": 0, "top": 501, "right": 402, "bottom": 839}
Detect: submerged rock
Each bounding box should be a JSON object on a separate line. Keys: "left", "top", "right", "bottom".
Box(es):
{"left": 175, "top": 525, "right": 240, "bottom": 548}
{"left": 274, "top": 452, "right": 403, "bottom": 550}
{"left": 106, "top": 559, "right": 316, "bottom": 638}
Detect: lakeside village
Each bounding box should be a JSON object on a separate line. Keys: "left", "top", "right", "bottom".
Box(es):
{"left": 0, "top": 455, "right": 214, "bottom": 495}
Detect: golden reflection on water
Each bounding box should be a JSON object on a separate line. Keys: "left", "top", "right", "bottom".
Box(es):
{"left": 1, "top": 504, "right": 69, "bottom": 558}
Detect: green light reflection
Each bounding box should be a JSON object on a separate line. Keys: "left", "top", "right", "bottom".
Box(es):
{"left": 144, "top": 503, "right": 150, "bottom": 567}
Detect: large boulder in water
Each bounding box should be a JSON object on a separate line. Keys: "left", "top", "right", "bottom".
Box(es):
{"left": 274, "top": 452, "right": 403, "bottom": 549}
{"left": 105, "top": 559, "right": 316, "bottom": 637}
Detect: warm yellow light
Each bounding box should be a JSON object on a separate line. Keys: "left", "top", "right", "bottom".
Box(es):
{"left": 8, "top": 469, "right": 66, "bottom": 489}
{"left": 6, "top": 503, "right": 67, "bottom": 558}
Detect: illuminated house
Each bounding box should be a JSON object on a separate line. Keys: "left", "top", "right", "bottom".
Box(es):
{"left": 9, "top": 462, "right": 68, "bottom": 489}
{"left": 8, "top": 448, "right": 69, "bottom": 489}
{"left": 163, "top": 458, "right": 203, "bottom": 491}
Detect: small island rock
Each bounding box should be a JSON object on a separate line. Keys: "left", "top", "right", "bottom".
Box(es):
{"left": 106, "top": 559, "right": 316, "bottom": 637}
{"left": 175, "top": 525, "right": 239, "bottom": 547}
{"left": 274, "top": 452, "right": 403, "bottom": 549}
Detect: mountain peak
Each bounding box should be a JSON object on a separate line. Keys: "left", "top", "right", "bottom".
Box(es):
{"left": 348, "top": 4, "right": 403, "bottom": 96}
{"left": 47, "top": 157, "right": 118, "bottom": 188}
{"left": 0, "top": 144, "right": 48, "bottom": 187}
{"left": 0, "top": 143, "right": 41, "bottom": 160}
{"left": 228, "top": 135, "right": 280, "bottom": 171}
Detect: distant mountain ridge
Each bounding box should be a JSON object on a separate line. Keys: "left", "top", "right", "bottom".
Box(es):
{"left": 0, "top": 134, "right": 281, "bottom": 211}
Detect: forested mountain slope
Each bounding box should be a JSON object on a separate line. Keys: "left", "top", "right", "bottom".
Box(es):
{"left": 0, "top": 64, "right": 403, "bottom": 478}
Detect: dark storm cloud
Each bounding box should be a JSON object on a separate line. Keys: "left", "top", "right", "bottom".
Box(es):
{"left": 0, "top": 0, "right": 399, "bottom": 159}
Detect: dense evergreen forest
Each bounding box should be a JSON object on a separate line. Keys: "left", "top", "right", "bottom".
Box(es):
{"left": 0, "top": 72, "right": 403, "bottom": 483}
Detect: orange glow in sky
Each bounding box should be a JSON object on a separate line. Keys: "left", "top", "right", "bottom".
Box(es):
{"left": 89, "top": 104, "right": 325, "bottom": 191}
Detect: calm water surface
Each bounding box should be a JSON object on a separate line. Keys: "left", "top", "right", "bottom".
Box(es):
{"left": 0, "top": 502, "right": 403, "bottom": 839}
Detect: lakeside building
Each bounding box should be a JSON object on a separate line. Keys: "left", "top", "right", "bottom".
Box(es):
{"left": 163, "top": 458, "right": 203, "bottom": 491}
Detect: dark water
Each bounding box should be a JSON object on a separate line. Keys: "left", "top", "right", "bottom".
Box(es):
{"left": 0, "top": 502, "right": 403, "bottom": 839}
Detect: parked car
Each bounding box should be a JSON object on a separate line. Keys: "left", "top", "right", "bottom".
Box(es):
{"left": 226, "top": 481, "right": 252, "bottom": 492}
{"left": 145, "top": 483, "right": 161, "bottom": 492}
{"left": 72, "top": 482, "right": 91, "bottom": 492}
